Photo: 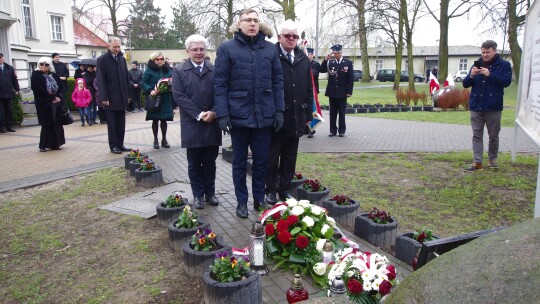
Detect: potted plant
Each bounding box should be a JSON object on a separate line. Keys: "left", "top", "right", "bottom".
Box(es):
{"left": 222, "top": 145, "right": 233, "bottom": 163}
{"left": 182, "top": 228, "right": 231, "bottom": 278}
{"left": 296, "top": 179, "right": 330, "bottom": 206}
{"left": 327, "top": 248, "right": 398, "bottom": 302}
{"left": 168, "top": 205, "right": 209, "bottom": 251}
{"left": 202, "top": 252, "right": 262, "bottom": 304}
{"left": 411, "top": 91, "right": 423, "bottom": 111}
{"left": 421, "top": 92, "right": 433, "bottom": 111}
{"left": 285, "top": 172, "right": 306, "bottom": 199}
{"left": 322, "top": 194, "right": 360, "bottom": 231}
{"left": 354, "top": 207, "right": 399, "bottom": 252}
{"left": 156, "top": 192, "right": 189, "bottom": 228}
{"left": 124, "top": 149, "right": 146, "bottom": 169}
{"left": 395, "top": 228, "right": 438, "bottom": 266}
{"left": 134, "top": 159, "right": 163, "bottom": 187}
{"left": 128, "top": 154, "right": 150, "bottom": 176}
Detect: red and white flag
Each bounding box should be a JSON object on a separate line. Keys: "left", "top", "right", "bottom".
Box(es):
{"left": 443, "top": 73, "right": 455, "bottom": 87}
{"left": 429, "top": 71, "right": 440, "bottom": 94}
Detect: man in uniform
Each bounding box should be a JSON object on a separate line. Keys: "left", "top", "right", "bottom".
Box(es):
{"left": 319, "top": 44, "right": 354, "bottom": 137}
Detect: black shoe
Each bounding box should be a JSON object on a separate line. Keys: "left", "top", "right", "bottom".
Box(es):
{"left": 7, "top": 128, "right": 16, "bottom": 132}
{"left": 39, "top": 148, "right": 46, "bottom": 152}
{"left": 278, "top": 192, "right": 294, "bottom": 201}
{"left": 265, "top": 193, "right": 277, "bottom": 205}
{"left": 339, "top": 133, "right": 344, "bottom": 137}
{"left": 236, "top": 204, "right": 248, "bottom": 218}
{"left": 253, "top": 200, "right": 267, "bottom": 210}
{"left": 162, "top": 140, "right": 170, "bottom": 148}
{"left": 100, "top": 121, "right": 106, "bottom": 124}
{"left": 153, "top": 139, "right": 160, "bottom": 149}
{"left": 193, "top": 197, "right": 204, "bottom": 209}
{"left": 0, "top": 129, "right": 6, "bottom": 133}
{"left": 206, "top": 195, "right": 219, "bottom": 206}
{"left": 307, "top": 133, "right": 314, "bottom": 138}
{"left": 329, "top": 133, "right": 336, "bottom": 137}
{"left": 119, "top": 146, "right": 131, "bottom": 152}
{"left": 110, "top": 148, "right": 122, "bottom": 154}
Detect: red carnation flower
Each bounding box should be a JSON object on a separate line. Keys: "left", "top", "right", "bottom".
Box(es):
{"left": 295, "top": 235, "right": 309, "bottom": 249}
{"left": 286, "top": 215, "right": 299, "bottom": 226}
{"left": 417, "top": 232, "right": 427, "bottom": 243}
{"left": 265, "top": 223, "right": 275, "bottom": 236}
{"left": 272, "top": 212, "right": 282, "bottom": 220}
{"left": 386, "top": 265, "right": 396, "bottom": 280}
{"left": 276, "top": 219, "right": 289, "bottom": 232}
{"left": 379, "top": 280, "right": 392, "bottom": 296}
{"left": 277, "top": 231, "right": 292, "bottom": 244}
{"left": 347, "top": 278, "right": 363, "bottom": 294}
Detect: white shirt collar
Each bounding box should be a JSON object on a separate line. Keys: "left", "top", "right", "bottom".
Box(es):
{"left": 279, "top": 44, "right": 294, "bottom": 60}
{"left": 190, "top": 60, "right": 204, "bottom": 70}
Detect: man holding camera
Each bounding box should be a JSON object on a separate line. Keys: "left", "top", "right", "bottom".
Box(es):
{"left": 462, "top": 40, "right": 512, "bottom": 172}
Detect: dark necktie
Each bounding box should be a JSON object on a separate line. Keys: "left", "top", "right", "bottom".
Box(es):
{"left": 287, "top": 53, "right": 292, "bottom": 63}
{"left": 197, "top": 66, "right": 202, "bottom": 73}
{"left": 113, "top": 55, "right": 117, "bottom": 61}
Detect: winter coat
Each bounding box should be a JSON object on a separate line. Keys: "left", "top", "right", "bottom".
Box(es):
{"left": 214, "top": 22, "right": 284, "bottom": 128}
{"left": 96, "top": 50, "right": 130, "bottom": 111}
{"left": 31, "top": 70, "right": 65, "bottom": 127}
{"left": 74, "top": 68, "right": 84, "bottom": 80}
{"left": 83, "top": 70, "right": 96, "bottom": 99}
{"left": 320, "top": 57, "right": 354, "bottom": 99}
{"left": 93, "top": 77, "right": 103, "bottom": 107}
{"left": 129, "top": 68, "right": 143, "bottom": 87}
{"left": 142, "top": 60, "right": 174, "bottom": 121}
{"left": 275, "top": 43, "right": 313, "bottom": 138}
{"left": 0, "top": 63, "right": 20, "bottom": 99}
{"left": 52, "top": 60, "right": 69, "bottom": 92}
{"left": 172, "top": 60, "right": 222, "bottom": 148}
{"left": 71, "top": 78, "right": 92, "bottom": 108}
{"left": 462, "top": 54, "right": 512, "bottom": 112}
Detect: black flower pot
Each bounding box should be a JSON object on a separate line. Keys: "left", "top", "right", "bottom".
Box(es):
{"left": 285, "top": 178, "right": 306, "bottom": 199}
{"left": 400, "top": 106, "right": 411, "bottom": 112}
{"left": 411, "top": 106, "right": 423, "bottom": 112}
{"left": 379, "top": 107, "right": 389, "bottom": 113}
{"left": 202, "top": 270, "right": 262, "bottom": 304}
{"left": 357, "top": 108, "right": 368, "bottom": 113}
{"left": 395, "top": 232, "right": 438, "bottom": 266}
{"left": 156, "top": 200, "right": 189, "bottom": 228}
{"left": 135, "top": 166, "right": 163, "bottom": 187}
{"left": 322, "top": 199, "right": 360, "bottom": 231}
{"left": 423, "top": 106, "right": 434, "bottom": 112}
{"left": 345, "top": 108, "right": 357, "bottom": 114}
{"left": 183, "top": 236, "right": 231, "bottom": 278}
{"left": 296, "top": 187, "right": 330, "bottom": 206}
{"left": 124, "top": 153, "right": 147, "bottom": 169}
{"left": 222, "top": 147, "right": 234, "bottom": 164}
{"left": 128, "top": 159, "right": 145, "bottom": 176}
{"left": 168, "top": 217, "right": 210, "bottom": 251}
{"left": 354, "top": 213, "right": 399, "bottom": 252}
{"left": 389, "top": 107, "right": 400, "bottom": 112}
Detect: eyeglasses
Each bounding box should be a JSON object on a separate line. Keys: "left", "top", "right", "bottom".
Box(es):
{"left": 155, "top": 58, "right": 165, "bottom": 61}
{"left": 39, "top": 63, "right": 50, "bottom": 67}
{"left": 241, "top": 18, "right": 260, "bottom": 23}
{"left": 189, "top": 48, "right": 206, "bottom": 53}
{"left": 281, "top": 34, "right": 299, "bottom": 40}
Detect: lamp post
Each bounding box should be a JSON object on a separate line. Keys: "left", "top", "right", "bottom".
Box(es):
{"left": 127, "top": 23, "right": 132, "bottom": 63}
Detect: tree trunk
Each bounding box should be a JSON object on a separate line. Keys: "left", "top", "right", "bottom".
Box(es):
{"left": 402, "top": 0, "right": 415, "bottom": 92}
{"left": 227, "top": 0, "right": 233, "bottom": 39}
{"left": 357, "top": 0, "right": 371, "bottom": 82}
{"left": 275, "top": 0, "right": 296, "bottom": 20}
{"left": 438, "top": 0, "right": 450, "bottom": 85}
{"left": 394, "top": 0, "right": 405, "bottom": 91}
{"left": 507, "top": 0, "right": 521, "bottom": 83}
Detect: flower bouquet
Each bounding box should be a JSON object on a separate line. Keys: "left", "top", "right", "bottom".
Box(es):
{"left": 155, "top": 77, "right": 172, "bottom": 94}
{"left": 326, "top": 248, "right": 398, "bottom": 303}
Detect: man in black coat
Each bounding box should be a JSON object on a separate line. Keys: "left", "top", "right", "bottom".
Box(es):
{"left": 265, "top": 20, "right": 313, "bottom": 205}
{"left": 51, "top": 53, "right": 69, "bottom": 99}
{"left": 97, "top": 37, "right": 131, "bottom": 154}
{"left": 0, "top": 53, "right": 20, "bottom": 133}
{"left": 320, "top": 44, "right": 354, "bottom": 137}
{"left": 173, "top": 34, "right": 222, "bottom": 209}
{"left": 128, "top": 61, "right": 143, "bottom": 112}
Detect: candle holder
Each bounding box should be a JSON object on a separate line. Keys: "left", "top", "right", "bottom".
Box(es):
{"left": 286, "top": 274, "right": 309, "bottom": 303}
{"left": 330, "top": 274, "right": 347, "bottom": 299}
{"left": 249, "top": 220, "right": 269, "bottom": 275}
{"left": 321, "top": 240, "right": 334, "bottom": 264}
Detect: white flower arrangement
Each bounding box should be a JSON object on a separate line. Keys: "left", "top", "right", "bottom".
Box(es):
{"left": 290, "top": 205, "right": 305, "bottom": 216}
{"left": 302, "top": 215, "right": 314, "bottom": 227}
{"left": 313, "top": 262, "right": 327, "bottom": 276}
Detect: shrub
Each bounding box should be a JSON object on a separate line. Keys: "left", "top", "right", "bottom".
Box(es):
{"left": 419, "top": 92, "right": 429, "bottom": 106}
{"left": 12, "top": 94, "right": 23, "bottom": 126}
{"left": 65, "top": 78, "right": 76, "bottom": 110}
{"left": 460, "top": 88, "right": 470, "bottom": 110}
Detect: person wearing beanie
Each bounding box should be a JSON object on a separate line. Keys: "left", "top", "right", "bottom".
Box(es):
{"left": 51, "top": 53, "right": 69, "bottom": 99}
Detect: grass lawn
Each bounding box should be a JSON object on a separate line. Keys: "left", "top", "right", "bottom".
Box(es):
{"left": 316, "top": 81, "right": 519, "bottom": 127}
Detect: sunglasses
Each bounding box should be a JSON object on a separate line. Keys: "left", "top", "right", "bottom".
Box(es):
{"left": 155, "top": 58, "right": 165, "bottom": 61}
{"left": 39, "top": 63, "right": 50, "bottom": 67}
{"left": 281, "top": 34, "right": 299, "bottom": 40}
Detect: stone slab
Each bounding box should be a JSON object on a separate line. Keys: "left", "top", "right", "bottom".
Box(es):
{"left": 99, "top": 181, "right": 192, "bottom": 218}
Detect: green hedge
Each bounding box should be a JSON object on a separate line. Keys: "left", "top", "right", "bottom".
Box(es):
{"left": 65, "top": 78, "right": 76, "bottom": 110}
{"left": 12, "top": 94, "right": 23, "bottom": 126}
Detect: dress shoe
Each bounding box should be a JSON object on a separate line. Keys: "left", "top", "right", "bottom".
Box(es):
{"left": 162, "top": 139, "right": 170, "bottom": 148}
{"left": 119, "top": 146, "right": 131, "bottom": 152}
{"left": 0, "top": 129, "right": 6, "bottom": 133}
{"left": 253, "top": 200, "right": 267, "bottom": 210}
{"left": 7, "top": 128, "right": 16, "bottom": 132}
{"left": 328, "top": 133, "right": 336, "bottom": 137}
{"left": 110, "top": 148, "right": 122, "bottom": 154}
{"left": 39, "top": 148, "right": 46, "bottom": 152}
{"left": 153, "top": 139, "right": 160, "bottom": 149}
{"left": 307, "top": 133, "right": 314, "bottom": 138}
{"left": 278, "top": 192, "right": 294, "bottom": 201}
{"left": 205, "top": 195, "right": 219, "bottom": 206}
{"left": 236, "top": 204, "right": 248, "bottom": 218}
{"left": 339, "top": 133, "right": 345, "bottom": 137}
{"left": 265, "top": 193, "right": 277, "bottom": 205}
{"left": 193, "top": 197, "right": 204, "bottom": 209}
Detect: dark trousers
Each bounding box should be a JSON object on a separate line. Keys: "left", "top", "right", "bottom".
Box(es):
{"left": 97, "top": 106, "right": 107, "bottom": 123}
{"left": 0, "top": 97, "right": 13, "bottom": 129}
{"left": 266, "top": 136, "right": 300, "bottom": 194}
{"left": 187, "top": 145, "right": 219, "bottom": 198}
{"left": 329, "top": 98, "right": 347, "bottom": 135}
{"left": 104, "top": 109, "right": 126, "bottom": 149}
{"left": 130, "top": 87, "right": 142, "bottom": 111}
{"left": 230, "top": 127, "right": 272, "bottom": 206}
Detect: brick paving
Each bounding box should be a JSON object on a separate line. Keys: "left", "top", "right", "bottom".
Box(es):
{"left": 1, "top": 110, "right": 538, "bottom": 303}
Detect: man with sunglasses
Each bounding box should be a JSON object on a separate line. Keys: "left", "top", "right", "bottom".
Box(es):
{"left": 214, "top": 8, "right": 284, "bottom": 218}
{"left": 0, "top": 52, "right": 20, "bottom": 133}
{"left": 320, "top": 44, "right": 354, "bottom": 137}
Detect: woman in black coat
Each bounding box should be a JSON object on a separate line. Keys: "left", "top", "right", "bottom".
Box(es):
{"left": 31, "top": 57, "right": 65, "bottom": 152}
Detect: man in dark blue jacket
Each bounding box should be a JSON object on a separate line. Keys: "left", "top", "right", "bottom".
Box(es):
{"left": 463, "top": 40, "right": 512, "bottom": 171}
{"left": 214, "top": 8, "right": 285, "bottom": 218}
{"left": 320, "top": 44, "right": 354, "bottom": 137}
{"left": 0, "top": 53, "right": 20, "bottom": 133}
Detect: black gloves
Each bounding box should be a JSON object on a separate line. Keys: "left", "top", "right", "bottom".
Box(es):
{"left": 218, "top": 116, "right": 232, "bottom": 135}
{"left": 273, "top": 111, "right": 284, "bottom": 132}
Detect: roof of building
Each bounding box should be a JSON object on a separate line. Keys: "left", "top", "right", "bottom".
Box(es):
{"left": 73, "top": 20, "right": 108, "bottom": 47}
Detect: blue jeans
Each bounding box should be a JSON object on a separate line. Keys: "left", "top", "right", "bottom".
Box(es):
{"left": 230, "top": 127, "right": 272, "bottom": 206}
{"left": 78, "top": 107, "right": 89, "bottom": 124}
{"left": 88, "top": 100, "right": 97, "bottom": 122}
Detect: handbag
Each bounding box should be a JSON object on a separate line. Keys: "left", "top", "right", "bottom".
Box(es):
{"left": 145, "top": 94, "right": 162, "bottom": 112}
{"left": 61, "top": 107, "right": 74, "bottom": 125}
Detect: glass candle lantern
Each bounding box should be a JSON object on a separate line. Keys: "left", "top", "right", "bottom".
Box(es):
{"left": 286, "top": 274, "right": 309, "bottom": 303}
{"left": 249, "top": 220, "right": 269, "bottom": 275}
{"left": 322, "top": 240, "right": 334, "bottom": 264}
{"left": 330, "top": 275, "right": 347, "bottom": 299}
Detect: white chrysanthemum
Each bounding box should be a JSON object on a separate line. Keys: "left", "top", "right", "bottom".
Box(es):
{"left": 327, "top": 262, "right": 347, "bottom": 285}
{"left": 310, "top": 205, "right": 324, "bottom": 216}
{"left": 302, "top": 215, "right": 314, "bottom": 227}
{"left": 313, "top": 262, "right": 327, "bottom": 276}
{"left": 286, "top": 198, "right": 298, "bottom": 207}
{"left": 316, "top": 239, "right": 327, "bottom": 252}
{"left": 290, "top": 206, "right": 305, "bottom": 216}
{"left": 298, "top": 200, "right": 311, "bottom": 207}
{"left": 363, "top": 282, "right": 372, "bottom": 291}
{"left": 321, "top": 224, "right": 330, "bottom": 235}
{"left": 333, "top": 248, "right": 354, "bottom": 261}
{"left": 326, "top": 216, "right": 336, "bottom": 227}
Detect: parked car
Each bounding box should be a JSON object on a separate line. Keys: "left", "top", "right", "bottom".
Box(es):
{"left": 402, "top": 72, "right": 425, "bottom": 82}
{"left": 376, "top": 69, "right": 423, "bottom": 82}
{"left": 454, "top": 70, "right": 468, "bottom": 82}
{"left": 353, "top": 70, "right": 374, "bottom": 81}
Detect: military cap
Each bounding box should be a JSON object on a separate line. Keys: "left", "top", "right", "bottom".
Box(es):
{"left": 306, "top": 48, "right": 314, "bottom": 54}
{"left": 331, "top": 44, "right": 342, "bottom": 52}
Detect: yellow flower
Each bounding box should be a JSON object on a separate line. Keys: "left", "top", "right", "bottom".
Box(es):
{"left": 198, "top": 238, "right": 206, "bottom": 245}
{"left": 208, "top": 232, "right": 216, "bottom": 239}
{"left": 231, "top": 259, "right": 238, "bottom": 268}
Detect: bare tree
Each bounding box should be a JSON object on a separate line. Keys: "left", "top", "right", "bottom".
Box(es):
{"left": 74, "top": 0, "right": 133, "bottom": 36}
{"left": 401, "top": 0, "right": 423, "bottom": 91}
{"left": 272, "top": 0, "right": 297, "bottom": 20}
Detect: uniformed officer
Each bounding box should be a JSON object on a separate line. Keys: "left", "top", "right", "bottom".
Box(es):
{"left": 320, "top": 44, "right": 354, "bottom": 137}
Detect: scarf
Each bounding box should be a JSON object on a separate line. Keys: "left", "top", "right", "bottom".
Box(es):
{"left": 43, "top": 73, "right": 58, "bottom": 94}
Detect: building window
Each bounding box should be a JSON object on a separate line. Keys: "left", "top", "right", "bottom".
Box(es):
{"left": 459, "top": 59, "right": 468, "bottom": 71}
{"left": 21, "top": 0, "right": 34, "bottom": 38}
{"left": 50, "top": 15, "right": 64, "bottom": 41}
{"left": 375, "top": 59, "right": 383, "bottom": 72}
{"left": 91, "top": 51, "right": 97, "bottom": 58}
{"left": 28, "top": 62, "right": 37, "bottom": 76}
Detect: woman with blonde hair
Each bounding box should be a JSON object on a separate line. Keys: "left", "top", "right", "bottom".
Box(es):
{"left": 142, "top": 51, "right": 174, "bottom": 149}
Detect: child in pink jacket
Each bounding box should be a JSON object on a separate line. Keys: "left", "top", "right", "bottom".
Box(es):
{"left": 72, "top": 78, "right": 92, "bottom": 126}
